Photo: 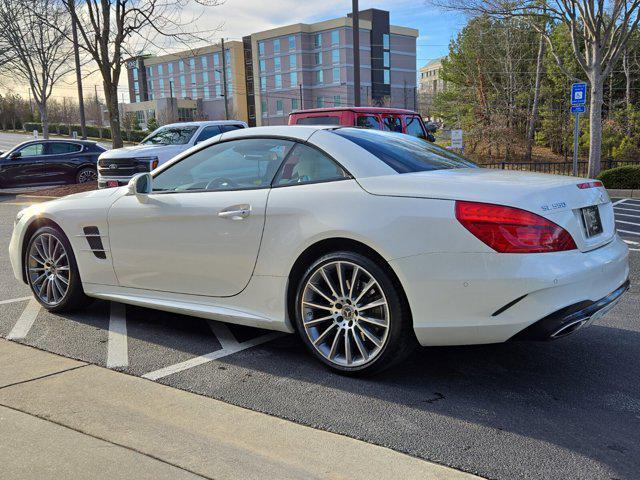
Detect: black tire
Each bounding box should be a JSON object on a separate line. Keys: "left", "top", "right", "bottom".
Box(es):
{"left": 76, "top": 166, "right": 97, "bottom": 184}
{"left": 294, "top": 251, "right": 416, "bottom": 376}
{"left": 25, "top": 226, "right": 93, "bottom": 312}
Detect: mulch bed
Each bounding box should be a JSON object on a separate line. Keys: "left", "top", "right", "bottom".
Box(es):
{"left": 22, "top": 182, "right": 99, "bottom": 198}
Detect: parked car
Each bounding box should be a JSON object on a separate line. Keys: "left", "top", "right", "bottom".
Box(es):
{"left": 0, "top": 139, "right": 105, "bottom": 188}
{"left": 10, "top": 126, "right": 628, "bottom": 375}
{"left": 97, "top": 120, "right": 248, "bottom": 188}
{"left": 288, "top": 107, "right": 436, "bottom": 141}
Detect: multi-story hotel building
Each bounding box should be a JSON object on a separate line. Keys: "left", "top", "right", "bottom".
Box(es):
{"left": 418, "top": 57, "right": 446, "bottom": 118}
{"left": 123, "top": 9, "right": 418, "bottom": 128}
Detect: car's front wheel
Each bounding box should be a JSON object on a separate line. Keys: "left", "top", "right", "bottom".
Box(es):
{"left": 76, "top": 167, "right": 97, "bottom": 184}
{"left": 294, "top": 251, "right": 415, "bottom": 375}
{"left": 25, "top": 226, "right": 92, "bottom": 312}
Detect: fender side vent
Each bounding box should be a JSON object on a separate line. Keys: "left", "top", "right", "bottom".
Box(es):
{"left": 492, "top": 294, "right": 527, "bottom": 317}
{"left": 83, "top": 226, "right": 106, "bottom": 260}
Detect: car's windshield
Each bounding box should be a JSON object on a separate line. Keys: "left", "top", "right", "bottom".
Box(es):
{"left": 141, "top": 126, "right": 199, "bottom": 146}
{"left": 333, "top": 128, "right": 476, "bottom": 173}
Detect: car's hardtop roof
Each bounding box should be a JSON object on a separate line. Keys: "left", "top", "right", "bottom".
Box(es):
{"left": 289, "top": 107, "right": 420, "bottom": 115}
{"left": 161, "top": 120, "right": 247, "bottom": 128}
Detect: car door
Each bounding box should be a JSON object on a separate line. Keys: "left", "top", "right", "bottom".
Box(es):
{"left": 381, "top": 115, "right": 403, "bottom": 133}
{"left": 44, "top": 142, "right": 84, "bottom": 183}
{"left": 107, "top": 137, "right": 295, "bottom": 297}
{"left": 0, "top": 142, "right": 46, "bottom": 187}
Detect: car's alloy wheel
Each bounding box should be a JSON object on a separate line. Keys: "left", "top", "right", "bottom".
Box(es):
{"left": 296, "top": 252, "right": 414, "bottom": 374}
{"left": 25, "top": 226, "right": 92, "bottom": 312}
{"left": 27, "top": 232, "right": 71, "bottom": 306}
{"left": 77, "top": 167, "right": 97, "bottom": 183}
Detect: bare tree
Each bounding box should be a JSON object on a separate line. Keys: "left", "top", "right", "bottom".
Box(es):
{"left": 430, "top": 0, "right": 640, "bottom": 177}
{"left": 0, "top": 0, "right": 72, "bottom": 138}
{"left": 60, "top": 0, "right": 221, "bottom": 148}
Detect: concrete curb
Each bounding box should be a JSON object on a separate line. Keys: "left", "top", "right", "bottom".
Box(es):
{"left": 0, "top": 339, "right": 483, "bottom": 480}
{"left": 606, "top": 189, "right": 639, "bottom": 198}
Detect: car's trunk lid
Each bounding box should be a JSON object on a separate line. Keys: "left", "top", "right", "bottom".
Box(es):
{"left": 357, "top": 168, "right": 615, "bottom": 252}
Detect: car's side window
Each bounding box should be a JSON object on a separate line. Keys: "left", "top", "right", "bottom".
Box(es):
{"left": 404, "top": 116, "right": 425, "bottom": 139}
{"left": 356, "top": 115, "right": 381, "bottom": 130}
{"left": 194, "top": 126, "right": 222, "bottom": 144}
{"left": 48, "top": 143, "right": 82, "bottom": 155}
{"left": 382, "top": 116, "right": 403, "bottom": 133}
{"left": 219, "top": 124, "right": 244, "bottom": 133}
{"left": 152, "top": 138, "right": 295, "bottom": 192}
{"left": 273, "top": 143, "right": 349, "bottom": 186}
{"left": 17, "top": 143, "right": 44, "bottom": 157}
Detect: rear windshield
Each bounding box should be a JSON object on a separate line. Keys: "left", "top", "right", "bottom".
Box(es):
{"left": 295, "top": 116, "right": 341, "bottom": 125}
{"left": 333, "top": 128, "right": 476, "bottom": 173}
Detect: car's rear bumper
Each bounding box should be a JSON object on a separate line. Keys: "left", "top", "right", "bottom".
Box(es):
{"left": 389, "top": 235, "right": 630, "bottom": 346}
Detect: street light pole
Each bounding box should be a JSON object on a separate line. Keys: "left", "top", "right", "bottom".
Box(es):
{"left": 352, "top": 0, "right": 361, "bottom": 107}
{"left": 220, "top": 38, "right": 229, "bottom": 120}
{"left": 298, "top": 83, "right": 303, "bottom": 109}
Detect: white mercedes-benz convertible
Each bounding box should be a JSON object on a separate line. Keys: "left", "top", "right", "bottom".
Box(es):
{"left": 9, "top": 126, "right": 629, "bottom": 374}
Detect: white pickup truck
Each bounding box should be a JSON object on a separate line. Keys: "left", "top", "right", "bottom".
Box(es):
{"left": 97, "top": 120, "right": 247, "bottom": 188}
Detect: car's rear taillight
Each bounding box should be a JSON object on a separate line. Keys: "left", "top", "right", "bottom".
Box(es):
{"left": 455, "top": 201, "right": 577, "bottom": 253}
{"left": 576, "top": 181, "right": 603, "bottom": 189}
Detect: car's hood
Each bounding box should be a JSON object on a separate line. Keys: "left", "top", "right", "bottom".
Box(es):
{"left": 99, "top": 144, "right": 165, "bottom": 159}
{"left": 358, "top": 168, "right": 609, "bottom": 213}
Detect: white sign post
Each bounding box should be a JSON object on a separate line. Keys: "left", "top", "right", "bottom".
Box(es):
{"left": 72, "top": 131, "right": 78, "bottom": 139}
{"left": 451, "top": 129, "right": 463, "bottom": 150}
{"left": 33, "top": 129, "right": 38, "bottom": 139}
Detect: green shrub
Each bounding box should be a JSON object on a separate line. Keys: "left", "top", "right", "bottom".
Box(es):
{"left": 597, "top": 165, "right": 640, "bottom": 189}
{"left": 23, "top": 122, "right": 42, "bottom": 133}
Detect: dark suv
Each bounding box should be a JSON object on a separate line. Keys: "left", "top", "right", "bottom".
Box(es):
{"left": 0, "top": 139, "right": 105, "bottom": 188}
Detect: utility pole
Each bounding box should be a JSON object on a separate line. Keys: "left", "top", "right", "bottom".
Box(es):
{"left": 298, "top": 84, "right": 303, "bottom": 109}
{"left": 352, "top": 0, "right": 361, "bottom": 107}
{"left": 68, "top": 0, "right": 87, "bottom": 139}
{"left": 220, "top": 38, "right": 229, "bottom": 120}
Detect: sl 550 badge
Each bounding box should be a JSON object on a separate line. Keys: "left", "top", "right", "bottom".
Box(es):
{"left": 541, "top": 202, "right": 567, "bottom": 212}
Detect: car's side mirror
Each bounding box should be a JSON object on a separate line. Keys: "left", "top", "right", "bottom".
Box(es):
{"left": 127, "top": 173, "right": 153, "bottom": 195}
{"left": 9, "top": 151, "right": 21, "bottom": 159}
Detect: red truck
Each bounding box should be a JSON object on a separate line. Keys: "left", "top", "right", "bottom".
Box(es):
{"left": 288, "top": 107, "right": 435, "bottom": 141}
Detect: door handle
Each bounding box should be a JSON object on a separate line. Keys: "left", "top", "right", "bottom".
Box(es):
{"left": 218, "top": 204, "right": 251, "bottom": 220}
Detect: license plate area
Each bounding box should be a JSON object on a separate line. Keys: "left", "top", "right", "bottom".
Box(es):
{"left": 580, "top": 205, "right": 603, "bottom": 238}
{"left": 107, "top": 180, "right": 119, "bottom": 188}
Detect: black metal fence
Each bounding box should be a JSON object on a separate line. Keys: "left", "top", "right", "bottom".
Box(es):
{"left": 480, "top": 160, "right": 640, "bottom": 177}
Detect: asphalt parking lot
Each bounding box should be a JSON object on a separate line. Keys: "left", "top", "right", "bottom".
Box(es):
{"left": 1, "top": 194, "right": 639, "bottom": 480}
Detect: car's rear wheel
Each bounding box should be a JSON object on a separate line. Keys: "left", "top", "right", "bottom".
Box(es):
{"left": 76, "top": 167, "right": 97, "bottom": 184}
{"left": 294, "top": 251, "right": 415, "bottom": 375}
{"left": 25, "top": 226, "right": 92, "bottom": 312}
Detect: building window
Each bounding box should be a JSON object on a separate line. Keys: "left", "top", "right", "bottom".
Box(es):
{"left": 181, "top": 88, "right": 187, "bottom": 98}
{"left": 225, "top": 50, "right": 231, "bottom": 64}
{"left": 316, "top": 96, "right": 324, "bottom": 108}
{"left": 332, "top": 67, "right": 340, "bottom": 83}
{"left": 132, "top": 68, "right": 138, "bottom": 81}
{"left": 214, "top": 70, "right": 221, "bottom": 83}
{"left": 158, "top": 64, "right": 164, "bottom": 75}
{"left": 383, "top": 33, "right": 390, "bottom": 50}
{"left": 189, "top": 58, "right": 195, "bottom": 69}
{"left": 331, "top": 49, "right": 339, "bottom": 64}
{"left": 315, "top": 70, "right": 323, "bottom": 84}
{"left": 333, "top": 95, "right": 341, "bottom": 106}
{"left": 291, "top": 98, "right": 299, "bottom": 110}
{"left": 146, "top": 66, "right": 153, "bottom": 78}
{"left": 168, "top": 78, "right": 175, "bottom": 96}
{"left": 179, "top": 60, "right": 184, "bottom": 72}
{"left": 288, "top": 35, "right": 295, "bottom": 50}
{"left": 203, "top": 71, "right": 209, "bottom": 84}
{"left": 314, "top": 52, "right": 322, "bottom": 65}
{"left": 213, "top": 53, "right": 219, "bottom": 66}
{"left": 276, "top": 100, "right": 283, "bottom": 115}
{"left": 275, "top": 74, "right": 282, "bottom": 89}
{"left": 383, "top": 51, "right": 390, "bottom": 68}
{"left": 259, "top": 59, "right": 265, "bottom": 71}
{"left": 289, "top": 54, "right": 297, "bottom": 69}
{"left": 201, "top": 56, "right": 208, "bottom": 69}
{"left": 258, "top": 41, "right": 265, "bottom": 56}
{"left": 290, "top": 71, "right": 297, "bottom": 86}
{"left": 191, "top": 73, "right": 196, "bottom": 86}
{"left": 314, "top": 33, "right": 322, "bottom": 48}
{"left": 168, "top": 63, "right": 173, "bottom": 74}
{"left": 215, "top": 84, "right": 222, "bottom": 96}
{"left": 135, "top": 94, "right": 141, "bottom": 103}
{"left": 147, "top": 80, "right": 154, "bottom": 100}
{"left": 384, "top": 69, "right": 390, "bottom": 85}
{"left": 331, "top": 30, "right": 339, "bottom": 45}
{"left": 260, "top": 76, "right": 266, "bottom": 90}
{"left": 204, "top": 86, "right": 210, "bottom": 100}
{"left": 192, "top": 87, "right": 197, "bottom": 99}
{"left": 273, "top": 39, "right": 280, "bottom": 53}
{"left": 180, "top": 74, "right": 186, "bottom": 86}
{"left": 274, "top": 56, "right": 281, "bottom": 71}
{"left": 158, "top": 78, "right": 165, "bottom": 97}
{"left": 261, "top": 99, "right": 267, "bottom": 117}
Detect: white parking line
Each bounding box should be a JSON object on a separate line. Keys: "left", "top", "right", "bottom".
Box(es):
{"left": 142, "top": 325, "right": 283, "bottom": 381}
{"left": 107, "top": 302, "right": 128, "bottom": 368}
{"left": 624, "top": 239, "right": 639, "bottom": 245}
{"left": 616, "top": 220, "right": 640, "bottom": 227}
{"left": 612, "top": 199, "right": 629, "bottom": 206}
{"left": 615, "top": 213, "right": 640, "bottom": 220}
{"left": 613, "top": 207, "right": 640, "bottom": 214}
{"left": 7, "top": 298, "right": 41, "bottom": 340}
{"left": 0, "top": 296, "right": 32, "bottom": 305}
{"left": 617, "top": 229, "right": 640, "bottom": 236}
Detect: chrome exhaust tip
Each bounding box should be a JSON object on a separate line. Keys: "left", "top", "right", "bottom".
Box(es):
{"left": 549, "top": 318, "right": 589, "bottom": 339}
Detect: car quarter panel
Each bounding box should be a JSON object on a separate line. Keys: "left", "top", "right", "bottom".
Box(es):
{"left": 254, "top": 179, "right": 492, "bottom": 278}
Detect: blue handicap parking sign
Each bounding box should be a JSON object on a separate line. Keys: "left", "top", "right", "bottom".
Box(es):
{"left": 570, "top": 105, "right": 585, "bottom": 114}
{"left": 571, "top": 83, "right": 587, "bottom": 105}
